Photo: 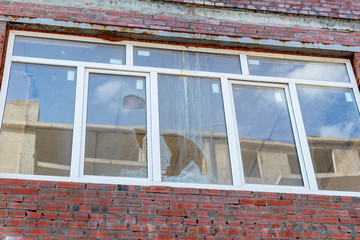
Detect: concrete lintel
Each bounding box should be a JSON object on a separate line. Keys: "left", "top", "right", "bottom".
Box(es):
{"left": 7, "top": 17, "right": 360, "bottom": 57}
{"left": 11, "top": 0, "right": 360, "bottom": 32}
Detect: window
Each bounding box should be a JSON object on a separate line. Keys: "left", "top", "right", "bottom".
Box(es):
{"left": 1, "top": 31, "right": 359, "bottom": 196}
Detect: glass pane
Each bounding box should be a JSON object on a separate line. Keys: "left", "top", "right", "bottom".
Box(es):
{"left": 248, "top": 57, "right": 350, "bottom": 83}
{"left": 134, "top": 47, "right": 241, "bottom": 74}
{"left": 158, "top": 75, "right": 232, "bottom": 184}
{"left": 84, "top": 74, "right": 147, "bottom": 177}
{"left": 13, "top": 36, "right": 126, "bottom": 64}
{"left": 232, "top": 85, "right": 303, "bottom": 186}
{"left": 0, "top": 63, "right": 76, "bottom": 176}
{"left": 297, "top": 86, "right": 360, "bottom": 192}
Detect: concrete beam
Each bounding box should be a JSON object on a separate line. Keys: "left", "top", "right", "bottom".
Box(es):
{"left": 12, "top": 0, "right": 360, "bottom": 32}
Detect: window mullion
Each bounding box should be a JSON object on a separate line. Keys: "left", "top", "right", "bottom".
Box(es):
{"left": 70, "top": 65, "right": 86, "bottom": 178}
{"left": 240, "top": 54, "right": 249, "bottom": 75}
{"left": 288, "top": 83, "right": 318, "bottom": 190}
{"left": 126, "top": 44, "right": 133, "bottom": 66}
{"left": 150, "top": 71, "right": 161, "bottom": 183}
{"left": 221, "top": 77, "right": 244, "bottom": 187}
{"left": 0, "top": 32, "right": 15, "bottom": 131}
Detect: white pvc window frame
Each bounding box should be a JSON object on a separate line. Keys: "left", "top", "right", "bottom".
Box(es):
{"left": 0, "top": 30, "right": 360, "bottom": 197}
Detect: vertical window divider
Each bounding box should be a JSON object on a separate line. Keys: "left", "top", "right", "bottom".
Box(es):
{"left": 78, "top": 68, "right": 90, "bottom": 178}
{"left": 221, "top": 77, "right": 244, "bottom": 186}
{"left": 240, "top": 54, "right": 249, "bottom": 75}
{"left": 346, "top": 61, "right": 358, "bottom": 87}
{"left": 284, "top": 86, "right": 310, "bottom": 189}
{"left": 288, "top": 83, "right": 318, "bottom": 190}
{"left": 0, "top": 32, "right": 15, "bottom": 131}
{"left": 150, "top": 71, "right": 161, "bottom": 182}
{"left": 70, "top": 65, "right": 86, "bottom": 179}
{"left": 126, "top": 44, "right": 133, "bottom": 66}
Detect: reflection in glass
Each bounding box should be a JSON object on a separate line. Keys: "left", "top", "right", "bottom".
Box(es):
{"left": 84, "top": 74, "right": 147, "bottom": 177}
{"left": 13, "top": 36, "right": 126, "bottom": 64}
{"left": 135, "top": 47, "right": 241, "bottom": 74}
{"left": 248, "top": 57, "right": 349, "bottom": 83}
{"left": 232, "top": 85, "right": 303, "bottom": 186}
{"left": 158, "top": 75, "right": 232, "bottom": 184}
{"left": 0, "top": 63, "right": 76, "bottom": 176}
{"left": 298, "top": 86, "right": 360, "bottom": 191}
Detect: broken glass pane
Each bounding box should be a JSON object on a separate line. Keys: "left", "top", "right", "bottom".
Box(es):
{"left": 158, "top": 75, "right": 232, "bottom": 184}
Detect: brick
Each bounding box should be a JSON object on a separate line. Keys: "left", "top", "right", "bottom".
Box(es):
{"left": 287, "top": 215, "right": 312, "bottom": 222}
{"left": 201, "top": 189, "right": 227, "bottom": 196}
{"left": 233, "top": 212, "right": 258, "bottom": 220}
{"left": 171, "top": 202, "right": 197, "bottom": 210}
{"left": 131, "top": 224, "right": 159, "bottom": 232}
{"left": 173, "top": 188, "right": 200, "bottom": 195}
{"left": 6, "top": 219, "right": 36, "bottom": 227}
{"left": 187, "top": 227, "right": 215, "bottom": 234}
{"left": 39, "top": 204, "right": 68, "bottom": 212}
{"left": 145, "top": 186, "right": 172, "bottom": 193}
{"left": 54, "top": 230, "right": 84, "bottom": 238}
{"left": 143, "top": 201, "right": 170, "bottom": 209}
{"left": 117, "top": 232, "right": 147, "bottom": 239}
{"left": 68, "top": 222, "right": 98, "bottom": 229}
{"left": 87, "top": 231, "right": 115, "bottom": 238}
{"left": 240, "top": 199, "right": 266, "bottom": 206}
{"left": 8, "top": 202, "right": 37, "bottom": 211}
{"left": 37, "top": 220, "right": 67, "bottom": 228}
{"left": 129, "top": 207, "right": 157, "bottom": 215}
{"left": 24, "top": 229, "right": 52, "bottom": 236}
{"left": 0, "top": 179, "right": 26, "bottom": 186}
{"left": 68, "top": 189, "right": 97, "bottom": 197}
{"left": 27, "top": 212, "right": 42, "bottom": 219}
{"left": 58, "top": 182, "right": 86, "bottom": 189}
{"left": 245, "top": 229, "right": 271, "bottom": 237}
{"left": 0, "top": 227, "right": 22, "bottom": 235}
{"left": 267, "top": 199, "right": 292, "bottom": 206}
{"left": 158, "top": 209, "right": 185, "bottom": 217}
{"left": 99, "top": 222, "right": 127, "bottom": 231}
{"left": 314, "top": 216, "right": 339, "bottom": 224}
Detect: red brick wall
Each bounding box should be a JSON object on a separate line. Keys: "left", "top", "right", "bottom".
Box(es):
{"left": 0, "top": 1, "right": 360, "bottom": 239}
{"left": 0, "top": 179, "right": 359, "bottom": 239}
{"left": 159, "top": 0, "right": 360, "bottom": 20}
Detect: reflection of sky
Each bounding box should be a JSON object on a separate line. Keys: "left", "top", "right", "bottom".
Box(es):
{"left": 248, "top": 57, "right": 349, "bottom": 83}
{"left": 86, "top": 74, "right": 146, "bottom": 127}
{"left": 233, "top": 85, "right": 295, "bottom": 143}
{"left": 135, "top": 47, "right": 241, "bottom": 74}
{"left": 297, "top": 86, "right": 360, "bottom": 138}
{"left": 158, "top": 75, "right": 227, "bottom": 134}
{"left": 6, "top": 63, "right": 76, "bottom": 124}
{"left": 14, "top": 36, "right": 126, "bottom": 64}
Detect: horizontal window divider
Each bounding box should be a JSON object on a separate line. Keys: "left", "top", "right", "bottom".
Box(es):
{"left": 231, "top": 75, "right": 354, "bottom": 88}
{"left": 10, "top": 57, "right": 354, "bottom": 88}
{"left": 230, "top": 80, "right": 288, "bottom": 88}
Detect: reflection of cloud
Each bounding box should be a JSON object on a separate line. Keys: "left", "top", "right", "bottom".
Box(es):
{"left": 95, "top": 81, "right": 123, "bottom": 103}
{"left": 287, "top": 63, "right": 347, "bottom": 82}
{"left": 319, "top": 122, "right": 354, "bottom": 138}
